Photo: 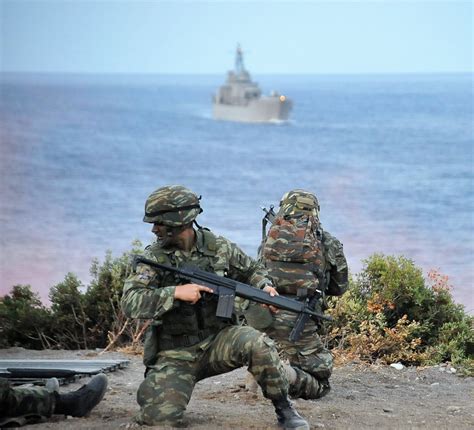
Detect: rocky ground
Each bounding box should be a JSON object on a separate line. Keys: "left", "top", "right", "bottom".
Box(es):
{"left": 2, "top": 348, "right": 473, "bottom": 429}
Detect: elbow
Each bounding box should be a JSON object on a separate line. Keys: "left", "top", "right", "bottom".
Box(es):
{"left": 120, "top": 298, "right": 134, "bottom": 319}
{"left": 120, "top": 289, "right": 143, "bottom": 319}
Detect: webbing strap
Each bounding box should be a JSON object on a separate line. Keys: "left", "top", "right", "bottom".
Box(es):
{"left": 158, "top": 328, "right": 215, "bottom": 350}
{"left": 265, "top": 260, "right": 318, "bottom": 272}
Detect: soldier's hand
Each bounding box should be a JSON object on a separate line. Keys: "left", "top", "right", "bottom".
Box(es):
{"left": 174, "top": 283, "right": 214, "bottom": 304}
{"left": 263, "top": 285, "right": 278, "bottom": 296}
{"left": 262, "top": 285, "right": 279, "bottom": 313}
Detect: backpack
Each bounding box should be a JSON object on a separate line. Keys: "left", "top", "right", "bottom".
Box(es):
{"left": 260, "top": 190, "right": 326, "bottom": 297}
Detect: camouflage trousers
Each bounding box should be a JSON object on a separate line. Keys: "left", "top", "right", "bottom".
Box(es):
{"left": 136, "top": 325, "right": 288, "bottom": 426}
{"left": 252, "top": 307, "right": 333, "bottom": 400}
{"left": 0, "top": 378, "right": 55, "bottom": 427}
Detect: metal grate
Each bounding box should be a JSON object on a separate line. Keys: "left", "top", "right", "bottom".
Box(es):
{"left": 0, "top": 359, "right": 130, "bottom": 386}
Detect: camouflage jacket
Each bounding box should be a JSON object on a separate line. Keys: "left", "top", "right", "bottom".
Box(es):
{"left": 122, "top": 228, "right": 272, "bottom": 320}
{"left": 121, "top": 228, "right": 273, "bottom": 362}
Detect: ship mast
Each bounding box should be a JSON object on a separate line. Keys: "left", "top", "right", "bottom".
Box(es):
{"left": 235, "top": 44, "right": 245, "bottom": 74}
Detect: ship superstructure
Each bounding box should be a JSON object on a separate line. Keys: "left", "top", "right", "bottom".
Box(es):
{"left": 213, "top": 46, "right": 292, "bottom": 122}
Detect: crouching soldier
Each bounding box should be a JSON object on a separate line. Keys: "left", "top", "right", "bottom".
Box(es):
{"left": 245, "top": 189, "right": 348, "bottom": 400}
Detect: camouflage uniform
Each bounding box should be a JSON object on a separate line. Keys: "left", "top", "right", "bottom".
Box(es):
{"left": 248, "top": 190, "right": 348, "bottom": 400}
{"left": 121, "top": 228, "right": 289, "bottom": 426}
{"left": 0, "top": 378, "right": 55, "bottom": 427}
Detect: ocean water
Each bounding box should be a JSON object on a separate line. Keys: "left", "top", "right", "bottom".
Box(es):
{"left": 0, "top": 73, "right": 472, "bottom": 311}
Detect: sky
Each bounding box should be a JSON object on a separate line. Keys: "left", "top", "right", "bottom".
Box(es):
{"left": 1, "top": 0, "right": 472, "bottom": 74}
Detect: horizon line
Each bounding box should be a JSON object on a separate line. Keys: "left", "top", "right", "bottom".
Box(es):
{"left": 1, "top": 70, "right": 473, "bottom": 77}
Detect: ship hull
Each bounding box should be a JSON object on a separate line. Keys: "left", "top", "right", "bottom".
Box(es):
{"left": 213, "top": 97, "right": 292, "bottom": 123}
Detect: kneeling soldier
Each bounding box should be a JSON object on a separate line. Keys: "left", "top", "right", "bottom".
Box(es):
{"left": 121, "top": 185, "right": 309, "bottom": 429}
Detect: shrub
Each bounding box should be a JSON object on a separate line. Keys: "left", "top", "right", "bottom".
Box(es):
{"left": 2, "top": 248, "right": 472, "bottom": 372}
{"left": 1, "top": 241, "right": 145, "bottom": 350}
{"left": 82, "top": 240, "right": 144, "bottom": 348}
{"left": 327, "top": 254, "right": 473, "bottom": 372}
{"left": 49, "top": 273, "right": 89, "bottom": 349}
{"left": 0, "top": 285, "right": 53, "bottom": 349}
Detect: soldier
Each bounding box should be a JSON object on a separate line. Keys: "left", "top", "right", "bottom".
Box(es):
{"left": 0, "top": 374, "right": 108, "bottom": 427}
{"left": 245, "top": 189, "right": 348, "bottom": 400}
{"left": 121, "top": 185, "right": 309, "bottom": 429}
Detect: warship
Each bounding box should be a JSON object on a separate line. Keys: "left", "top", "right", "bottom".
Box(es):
{"left": 212, "top": 45, "right": 292, "bottom": 123}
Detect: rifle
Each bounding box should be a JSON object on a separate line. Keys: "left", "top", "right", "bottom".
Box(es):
{"left": 261, "top": 205, "right": 276, "bottom": 239}
{"left": 132, "top": 255, "right": 332, "bottom": 341}
{"left": 289, "top": 284, "right": 325, "bottom": 342}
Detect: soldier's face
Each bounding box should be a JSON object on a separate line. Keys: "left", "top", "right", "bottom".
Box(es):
{"left": 152, "top": 223, "right": 175, "bottom": 247}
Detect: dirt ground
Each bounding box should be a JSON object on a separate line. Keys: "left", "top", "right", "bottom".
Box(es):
{"left": 2, "top": 347, "right": 473, "bottom": 430}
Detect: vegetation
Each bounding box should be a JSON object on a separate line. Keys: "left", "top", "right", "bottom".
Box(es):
{"left": 1, "top": 249, "right": 472, "bottom": 373}
{"left": 0, "top": 241, "right": 146, "bottom": 351}
{"left": 325, "top": 254, "right": 473, "bottom": 374}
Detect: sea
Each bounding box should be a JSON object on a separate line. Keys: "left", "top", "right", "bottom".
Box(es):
{"left": 0, "top": 72, "right": 472, "bottom": 312}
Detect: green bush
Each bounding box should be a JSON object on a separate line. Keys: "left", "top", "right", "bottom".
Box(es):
{"left": 1, "top": 248, "right": 472, "bottom": 372}
{"left": 49, "top": 273, "right": 88, "bottom": 349}
{"left": 427, "top": 319, "right": 474, "bottom": 365}
{"left": 1, "top": 241, "right": 143, "bottom": 350}
{"left": 0, "top": 285, "right": 53, "bottom": 349}
{"left": 327, "top": 254, "right": 473, "bottom": 372}
{"left": 83, "top": 249, "right": 132, "bottom": 348}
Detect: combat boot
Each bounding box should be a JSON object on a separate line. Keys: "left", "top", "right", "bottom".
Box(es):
{"left": 55, "top": 373, "right": 108, "bottom": 417}
{"left": 272, "top": 396, "right": 309, "bottom": 430}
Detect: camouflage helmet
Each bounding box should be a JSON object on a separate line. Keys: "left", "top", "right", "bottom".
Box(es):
{"left": 279, "top": 189, "right": 320, "bottom": 217}
{"left": 143, "top": 185, "right": 203, "bottom": 226}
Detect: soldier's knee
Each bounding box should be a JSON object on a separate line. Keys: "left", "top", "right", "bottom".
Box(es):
{"left": 137, "top": 409, "right": 185, "bottom": 426}
{"left": 236, "top": 326, "right": 278, "bottom": 355}
{"left": 136, "top": 374, "right": 188, "bottom": 426}
{"left": 314, "top": 352, "right": 333, "bottom": 378}
{"left": 137, "top": 390, "right": 186, "bottom": 426}
{"left": 298, "top": 350, "right": 333, "bottom": 379}
{"left": 250, "top": 332, "right": 280, "bottom": 362}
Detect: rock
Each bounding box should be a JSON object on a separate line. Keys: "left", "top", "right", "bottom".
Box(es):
{"left": 438, "top": 367, "right": 446, "bottom": 372}
{"left": 430, "top": 382, "right": 440, "bottom": 387}
{"left": 450, "top": 367, "right": 457, "bottom": 374}
{"left": 447, "top": 406, "right": 461, "bottom": 414}
{"left": 390, "top": 363, "right": 405, "bottom": 370}
{"left": 124, "top": 423, "right": 140, "bottom": 429}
